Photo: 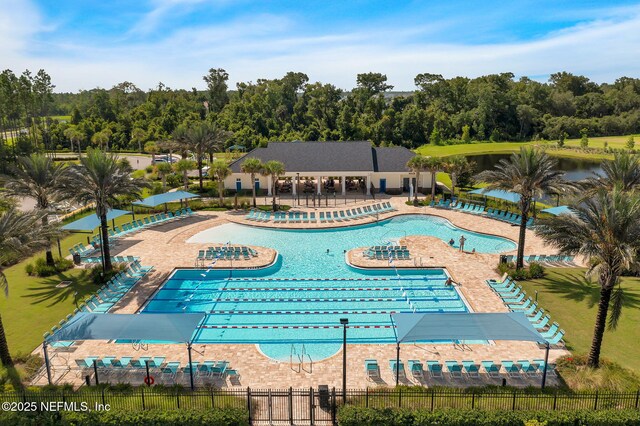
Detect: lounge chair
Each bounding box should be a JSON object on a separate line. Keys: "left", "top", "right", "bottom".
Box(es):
{"left": 533, "top": 315, "right": 551, "bottom": 330}
{"left": 545, "top": 329, "right": 565, "bottom": 346}
{"left": 482, "top": 361, "right": 501, "bottom": 378}
{"left": 408, "top": 360, "right": 424, "bottom": 379}
{"left": 161, "top": 362, "right": 180, "bottom": 379}
{"left": 365, "top": 359, "right": 379, "bottom": 380}
{"left": 445, "top": 360, "right": 463, "bottom": 378}
{"left": 309, "top": 212, "right": 317, "bottom": 222}
{"left": 501, "top": 360, "right": 521, "bottom": 378}
{"left": 461, "top": 360, "right": 480, "bottom": 378}
{"left": 533, "top": 359, "right": 556, "bottom": 376}
{"left": 210, "top": 361, "right": 228, "bottom": 377}
{"left": 319, "top": 212, "right": 326, "bottom": 223}
{"left": 426, "top": 360, "right": 443, "bottom": 378}
{"left": 517, "top": 360, "right": 538, "bottom": 377}
{"left": 333, "top": 211, "right": 341, "bottom": 222}
{"left": 302, "top": 212, "right": 309, "bottom": 223}
{"left": 389, "top": 360, "right": 405, "bottom": 377}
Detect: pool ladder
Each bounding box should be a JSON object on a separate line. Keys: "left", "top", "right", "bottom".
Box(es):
{"left": 289, "top": 344, "right": 313, "bottom": 373}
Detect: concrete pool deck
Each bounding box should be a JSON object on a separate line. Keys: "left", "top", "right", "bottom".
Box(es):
{"left": 36, "top": 197, "right": 571, "bottom": 389}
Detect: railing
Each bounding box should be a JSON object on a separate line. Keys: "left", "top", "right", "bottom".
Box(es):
{"left": 2, "top": 388, "right": 639, "bottom": 425}
{"left": 301, "top": 344, "right": 313, "bottom": 373}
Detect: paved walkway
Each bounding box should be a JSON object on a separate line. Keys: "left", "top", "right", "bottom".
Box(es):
{"left": 36, "top": 197, "right": 570, "bottom": 389}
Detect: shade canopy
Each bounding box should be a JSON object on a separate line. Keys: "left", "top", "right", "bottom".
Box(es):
{"left": 468, "top": 188, "right": 521, "bottom": 203}
{"left": 46, "top": 313, "right": 205, "bottom": 343}
{"left": 393, "top": 312, "right": 544, "bottom": 343}
{"left": 541, "top": 205, "right": 573, "bottom": 216}
{"left": 132, "top": 190, "right": 200, "bottom": 207}
{"left": 61, "top": 209, "right": 131, "bottom": 231}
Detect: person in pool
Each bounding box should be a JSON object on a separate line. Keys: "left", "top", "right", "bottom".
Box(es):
{"left": 448, "top": 238, "right": 455, "bottom": 246}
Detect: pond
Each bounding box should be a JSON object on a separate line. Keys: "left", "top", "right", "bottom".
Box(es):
{"left": 466, "top": 154, "right": 603, "bottom": 181}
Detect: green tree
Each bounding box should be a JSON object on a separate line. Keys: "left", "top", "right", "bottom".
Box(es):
{"left": 174, "top": 159, "right": 196, "bottom": 190}
{"left": 63, "top": 127, "right": 84, "bottom": 155}
{"left": 406, "top": 155, "right": 426, "bottom": 204}
{"left": 580, "top": 128, "right": 589, "bottom": 148}
{"left": 424, "top": 156, "right": 443, "bottom": 201}
{"left": 535, "top": 189, "right": 640, "bottom": 367}
{"left": 626, "top": 136, "right": 635, "bottom": 150}
{"left": 557, "top": 131, "right": 567, "bottom": 148}
{"left": 4, "top": 154, "right": 66, "bottom": 265}
{"left": 444, "top": 155, "right": 470, "bottom": 197}
{"left": 155, "top": 162, "right": 173, "bottom": 190}
{"left": 261, "top": 160, "right": 285, "bottom": 211}
{"left": 475, "top": 147, "right": 576, "bottom": 268}
{"left": 429, "top": 127, "right": 442, "bottom": 145}
{"left": 172, "top": 122, "right": 225, "bottom": 190}
{"left": 202, "top": 68, "right": 229, "bottom": 114}
{"left": 461, "top": 125, "right": 471, "bottom": 143}
{"left": 209, "top": 160, "right": 231, "bottom": 206}
{"left": 131, "top": 127, "right": 146, "bottom": 153}
{"left": 144, "top": 141, "right": 158, "bottom": 163}
{"left": 62, "top": 149, "right": 148, "bottom": 272}
{"left": 584, "top": 152, "right": 640, "bottom": 193}
{"left": 240, "top": 157, "right": 263, "bottom": 208}
{"left": 0, "top": 209, "right": 59, "bottom": 365}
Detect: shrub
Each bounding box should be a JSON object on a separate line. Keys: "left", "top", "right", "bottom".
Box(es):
{"left": 24, "top": 257, "right": 74, "bottom": 277}
{"left": 145, "top": 165, "right": 153, "bottom": 173}
{"left": 337, "top": 407, "right": 640, "bottom": 426}
{"left": 498, "top": 261, "right": 545, "bottom": 280}
{"left": 527, "top": 262, "right": 545, "bottom": 279}
{"left": 88, "top": 264, "right": 124, "bottom": 285}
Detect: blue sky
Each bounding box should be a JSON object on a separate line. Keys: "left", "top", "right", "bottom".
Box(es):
{"left": 2, "top": 0, "right": 640, "bottom": 92}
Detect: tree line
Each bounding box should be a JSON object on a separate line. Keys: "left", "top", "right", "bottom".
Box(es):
{"left": 2, "top": 68, "right": 640, "bottom": 162}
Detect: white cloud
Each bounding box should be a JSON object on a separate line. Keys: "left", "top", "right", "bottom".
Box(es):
{"left": 2, "top": 1, "right": 640, "bottom": 92}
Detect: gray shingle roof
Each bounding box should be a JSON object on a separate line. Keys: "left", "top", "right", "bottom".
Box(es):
{"left": 229, "top": 141, "right": 415, "bottom": 173}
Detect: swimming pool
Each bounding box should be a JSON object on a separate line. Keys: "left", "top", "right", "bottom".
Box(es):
{"left": 143, "top": 214, "right": 510, "bottom": 360}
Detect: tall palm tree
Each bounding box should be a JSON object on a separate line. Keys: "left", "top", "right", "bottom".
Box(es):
{"left": 444, "top": 155, "right": 470, "bottom": 197}
{"left": 63, "top": 127, "right": 84, "bottom": 156}
{"left": 210, "top": 160, "right": 231, "bottom": 207}
{"left": 475, "top": 147, "right": 575, "bottom": 269}
{"left": 173, "top": 122, "right": 226, "bottom": 190}
{"left": 5, "top": 154, "right": 66, "bottom": 265}
{"left": 174, "top": 159, "right": 196, "bottom": 190}
{"left": 155, "top": 162, "right": 173, "bottom": 190}
{"left": 584, "top": 152, "right": 640, "bottom": 193}
{"left": 423, "top": 156, "right": 443, "bottom": 202}
{"left": 535, "top": 189, "right": 640, "bottom": 368}
{"left": 0, "top": 209, "right": 60, "bottom": 365}
{"left": 241, "top": 158, "right": 263, "bottom": 208}
{"left": 62, "top": 149, "right": 148, "bottom": 272}
{"left": 261, "top": 160, "right": 286, "bottom": 211}
{"left": 407, "top": 155, "right": 426, "bottom": 205}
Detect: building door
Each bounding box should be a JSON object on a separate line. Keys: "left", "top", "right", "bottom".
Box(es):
{"left": 254, "top": 178, "right": 260, "bottom": 191}
{"left": 402, "top": 177, "right": 410, "bottom": 192}
{"left": 379, "top": 178, "right": 386, "bottom": 193}
{"left": 236, "top": 178, "right": 242, "bottom": 192}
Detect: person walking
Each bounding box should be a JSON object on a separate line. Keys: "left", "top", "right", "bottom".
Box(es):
{"left": 459, "top": 235, "right": 467, "bottom": 252}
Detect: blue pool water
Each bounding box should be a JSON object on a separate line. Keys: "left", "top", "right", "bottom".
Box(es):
{"left": 143, "top": 214, "right": 512, "bottom": 360}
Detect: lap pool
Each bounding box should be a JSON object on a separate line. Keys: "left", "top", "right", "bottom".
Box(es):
{"left": 142, "top": 214, "right": 513, "bottom": 360}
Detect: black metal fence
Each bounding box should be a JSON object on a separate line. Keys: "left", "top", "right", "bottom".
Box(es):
{"left": 3, "top": 388, "right": 639, "bottom": 425}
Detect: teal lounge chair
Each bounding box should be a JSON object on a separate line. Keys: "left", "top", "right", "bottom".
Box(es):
{"left": 461, "top": 360, "right": 480, "bottom": 378}
{"left": 445, "top": 360, "right": 463, "bottom": 378}
{"left": 319, "top": 212, "right": 326, "bottom": 222}
{"left": 517, "top": 360, "right": 538, "bottom": 377}
{"left": 389, "top": 360, "right": 405, "bottom": 377}
{"left": 309, "top": 212, "right": 317, "bottom": 222}
{"left": 501, "top": 360, "right": 521, "bottom": 378}
{"left": 408, "top": 360, "right": 424, "bottom": 379}
{"left": 365, "top": 359, "right": 379, "bottom": 380}
{"left": 482, "top": 361, "right": 501, "bottom": 378}
{"left": 426, "top": 360, "right": 443, "bottom": 378}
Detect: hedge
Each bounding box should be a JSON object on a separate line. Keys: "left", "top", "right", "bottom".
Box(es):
{"left": 337, "top": 407, "right": 640, "bottom": 426}
{"left": 0, "top": 408, "right": 249, "bottom": 426}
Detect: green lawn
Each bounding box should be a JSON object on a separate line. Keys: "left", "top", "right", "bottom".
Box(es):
{"left": 0, "top": 211, "right": 153, "bottom": 355}
{"left": 414, "top": 136, "right": 638, "bottom": 160}
{"left": 519, "top": 268, "right": 640, "bottom": 373}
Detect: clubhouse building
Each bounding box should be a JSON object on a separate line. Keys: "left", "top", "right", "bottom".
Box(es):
{"left": 225, "top": 141, "right": 431, "bottom": 196}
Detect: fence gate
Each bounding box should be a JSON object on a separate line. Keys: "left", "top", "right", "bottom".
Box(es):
{"left": 250, "top": 387, "right": 336, "bottom": 425}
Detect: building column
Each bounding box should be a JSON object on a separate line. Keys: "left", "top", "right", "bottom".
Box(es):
{"left": 267, "top": 176, "right": 273, "bottom": 196}
{"left": 292, "top": 176, "right": 297, "bottom": 196}
{"left": 317, "top": 176, "right": 322, "bottom": 195}
{"left": 341, "top": 176, "right": 346, "bottom": 195}
{"left": 366, "top": 174, "right": 371, "bottom": 195}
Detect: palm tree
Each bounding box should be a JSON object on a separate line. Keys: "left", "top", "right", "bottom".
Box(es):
{"left": 444, "top": 155, "right": 470, "bottom": 197}
{"left": 240, "top": 158, "right": 263, "bottom": 208}
{"left": 4, "top": 154, "right": 66, "bottom": 265}
{"left": 62, "top": 149, "right": 148, "bottom": 272}
{"left": 210, "top": 160, "right": 231, "bottom": 207}
{"left": 261, "top": 160, "right": 286, "bottom": 211}
{"left": 173, "top": 122, "right": 226, "bottom": 190}
{"left": 0, "top": 209, "right": 60, "bottom": 365}
{"left": 130, "top": 127, "right": 146, "bottom": 153}
{"left": 424, "top": 156, "right": 443, "bottom": 201}
{"left": 174, "top": 159, "right": 196, "bottom": 190}
{"left": 584, "top": 152, "right": 640, "bottom": 193}
{"left": 535, "top": 189, "right": 640, "bottom": 368}
{"left": 63, "top": 127, "right": 84, "bottom": 156}
{"left": 407, "top": 155, "right": 426, "bottom": 205}
{"left": 155, "top": 162, "right": 173, "bottom": 190}
{"left": 475, "top": 147, "right": 575, "bottom": 269}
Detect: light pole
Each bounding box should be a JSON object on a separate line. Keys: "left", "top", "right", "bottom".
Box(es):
{"left": 340, "top": 318, "right": 348, "bottom": 403}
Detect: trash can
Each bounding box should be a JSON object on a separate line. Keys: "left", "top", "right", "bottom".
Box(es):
{"left": 499, "top": 255, "right": 507, "bottom": 264}
{"left": 73, "top": 253, "right": 82, "bottom": 265}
